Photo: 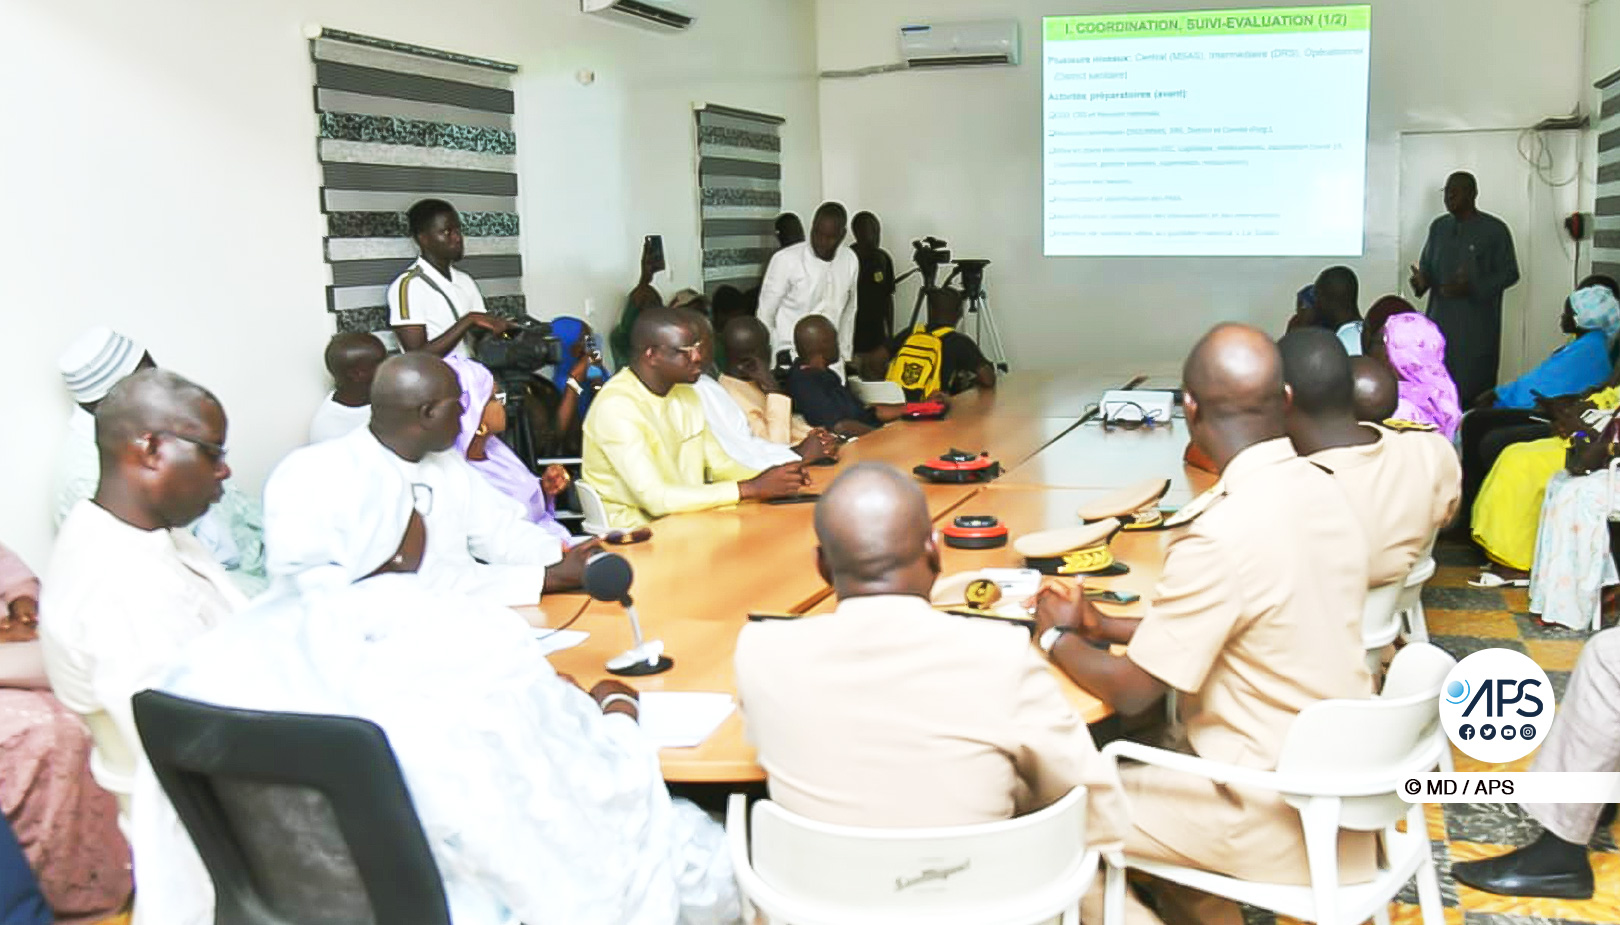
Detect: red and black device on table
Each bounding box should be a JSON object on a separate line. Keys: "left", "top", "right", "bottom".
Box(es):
{"left": 942, "top": 514, "right": 1009, "bottom": 549}
{"left": 903, "top": 400, "right": 948, "bottom": 420}
{"left": 913, "top": 449, "right": 1002, "bottom": 484}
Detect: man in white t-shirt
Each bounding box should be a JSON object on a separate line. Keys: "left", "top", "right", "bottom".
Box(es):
{"left": 387, "top": 199, "right": 512, "bottom": 358}
{"left": 757, "top": 201, "right": 860, "bottom": 365}
{"left": 308, "top": 332, "right": 385, "bottom": 443}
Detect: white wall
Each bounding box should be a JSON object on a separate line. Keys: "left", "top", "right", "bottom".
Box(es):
{"left": 0, "top": 0, "right": 821, "bottom": 566}
{"left": 814, "top": 0, "right": 1587, "bottom": 374}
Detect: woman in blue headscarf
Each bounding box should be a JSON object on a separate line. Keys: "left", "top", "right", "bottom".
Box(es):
{"left": 546, "top": 317, "right": 609, "bottom": 420}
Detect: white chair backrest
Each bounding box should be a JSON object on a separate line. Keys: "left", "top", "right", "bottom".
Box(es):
{"left": 852, "top": 378, "right": 907, "bottom": 405}
{"left": 749, "top": 787, "right": 1088, "bottom": 918}
{"left": 1275, "top": 643, "right": 1454, "bottom": 830}
{"left": 574, "top": 480, "right": 610, "bottom": 536}
{"left": 1379, "top": 642, "right": 1456, "bottom": 700}
{"left": 1361, "top": 581, "right": 1404, "bottom": 648}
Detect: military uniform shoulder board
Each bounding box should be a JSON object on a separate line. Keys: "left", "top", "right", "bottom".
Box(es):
{"left": 395, "top": 266, "right": 425, "bottom": 321}
{"left": 1381, "top": 418, "right": 1437, "bottom": 433}
{"left": 1160, "top": 482, "right": 1227, "bottom": 529}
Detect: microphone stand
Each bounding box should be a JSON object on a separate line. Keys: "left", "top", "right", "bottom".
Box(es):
{"left": 605, "top": 594, "right": 674, "bottom": 676}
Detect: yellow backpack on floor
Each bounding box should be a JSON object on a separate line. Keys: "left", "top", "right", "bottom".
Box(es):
{"left": 887, "top": 325, "right": 954, "bottom": 398}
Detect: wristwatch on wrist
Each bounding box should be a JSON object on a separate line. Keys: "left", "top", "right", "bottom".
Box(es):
{"left": 1038, "top": 625, "right": 1075, "bottom": 656}
{"left": 567, "top": 378, "right": 584, "bottom": 395}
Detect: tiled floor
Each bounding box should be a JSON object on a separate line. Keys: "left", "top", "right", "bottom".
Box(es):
{"left": 1241, "top": 540, "right": 1620, "bottom": 925}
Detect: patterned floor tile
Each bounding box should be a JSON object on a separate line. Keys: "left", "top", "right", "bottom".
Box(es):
{"left": 1452, "top": 843, "right": 1620, "bottom": 923}
{"left": 1463, "top": 913, "right": 1598, "bottom": 924}
{"left": 1436, "top": 544, "right": 1490, "bottom": 568}
{"left": 1432, "top": 635, "right": 1529, "bottom": 661}
{"left": 1447, "top": 804, "right": 1548, "bottom": 846}
{"left": 1512, "top": 613, "right": 1595, "bottom": 642}
{"left": 1454, "top": 750, "right": 1535, "bottom": 773}
{"left": 1502, "top": 588, "right": 1531, "bottom": 612}
{"left": 1425, "top": 610, "right": 1523, "bottom": 639}
{"left": 1397, "top": 838, "right": 1460, "bottom": 906}
{"left": 1428, "top": 586, "right": 1509, "bottom": 611}
{"left": 1389, "top": 903, "right": 1467, "bottom": 924}
{"left": 1524, "top": 639, "right": 1587, "bottom": 672}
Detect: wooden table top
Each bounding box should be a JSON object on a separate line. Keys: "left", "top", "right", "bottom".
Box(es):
{"left": 996, "top": 416, "right": 1218, "bottom": 501}
{"left": 522, "top": 372, "right": 1187, "bottom": 782}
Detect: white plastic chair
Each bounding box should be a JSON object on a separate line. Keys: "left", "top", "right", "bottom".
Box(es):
{"left": 1101, "top": 643, "right": 1456, "bottom": 925}
{"left": 1361, "top": 581, "right": 1405, "bottom": 677}
{"left": 851, "top": 378, "right": 907, "bottom": 406}
{"left": 727, "top": 787, "right": 1096, "bottom": 925}
{"left": 1396, "top": 555, "right": 1436, "bottom": 643}
{"left": 573, "top": 480, "right": 610, "bottom": 536}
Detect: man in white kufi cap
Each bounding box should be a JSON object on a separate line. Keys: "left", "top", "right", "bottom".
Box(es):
{"left": 54, "top": 327, "right": 268, "bottom": 596}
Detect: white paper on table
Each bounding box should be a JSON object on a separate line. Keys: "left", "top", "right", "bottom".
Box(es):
{"left": 531, "top": 628, "right": 589, "bottom": 656}
{"left": 637, "top": 691, "right": 736, "bottom": 749}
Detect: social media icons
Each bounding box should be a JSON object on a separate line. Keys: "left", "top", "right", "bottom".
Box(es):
{"left": 1438, "top": 649, "right": 1555, "bottom": 763}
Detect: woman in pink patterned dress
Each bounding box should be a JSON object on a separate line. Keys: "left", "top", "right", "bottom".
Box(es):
{"left": 1, "top": 541, "right": 131, "bottom": 922}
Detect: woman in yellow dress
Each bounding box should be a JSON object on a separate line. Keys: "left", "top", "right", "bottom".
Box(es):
{"left": 1474, "top": 391, "right": 1620, "bottom": 572}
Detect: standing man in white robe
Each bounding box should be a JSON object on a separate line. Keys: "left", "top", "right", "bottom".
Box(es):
{"left": 757, "top": 201, "right": 860, "bottom": 367}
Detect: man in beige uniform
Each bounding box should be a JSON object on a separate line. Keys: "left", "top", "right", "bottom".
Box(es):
{"left": 1279, "top": 328, "right": 1461, "bottom": 586}
{"left": 736, "top": 463, "right": 1122, "bottom": 844}
{"left": 1034, "top": 323, "right": 1374, "bottom": 925}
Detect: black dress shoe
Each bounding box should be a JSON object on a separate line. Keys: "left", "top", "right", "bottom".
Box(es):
{"left": 1453, "top": 843, "right": 1594, "bottom": 900}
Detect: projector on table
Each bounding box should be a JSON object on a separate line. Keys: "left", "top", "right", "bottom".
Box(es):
{"left": 1099, "top": 390, "right": 1175, "bottom": 427}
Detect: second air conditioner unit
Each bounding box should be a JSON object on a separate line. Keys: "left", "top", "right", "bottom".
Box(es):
{"left": 581, "top": 0, "right": 695, "bottom": 34}
{"left": 900, "top": 20, "right": 1021, "bottom": 69}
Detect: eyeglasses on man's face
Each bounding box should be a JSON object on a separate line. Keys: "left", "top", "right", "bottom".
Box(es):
{"left": 151, "top": 431, "right": 228, "bottom": 465}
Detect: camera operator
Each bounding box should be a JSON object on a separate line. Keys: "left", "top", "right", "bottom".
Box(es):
{"left": 758, "top": 201, "right": 859, "bottom": 370}
{"left": 389, "top": 198, "right": 514, "bottom": 358}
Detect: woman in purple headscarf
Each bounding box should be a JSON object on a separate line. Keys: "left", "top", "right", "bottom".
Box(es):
{"left": 1376, "top": 312, "right": 1462, "bottom": 439}
{"left": 444, "top": 357, "right": 573, "bottom": 546}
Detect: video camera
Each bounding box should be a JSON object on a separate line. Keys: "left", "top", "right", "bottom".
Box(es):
{"left": 953, "top": 258, "right": 991, "bottom": 299}
{"left": 475, "top": 316, "right": 564, "bottom": 374}
{"left": 912, "top": 236, "right": 952, "bottom": 287}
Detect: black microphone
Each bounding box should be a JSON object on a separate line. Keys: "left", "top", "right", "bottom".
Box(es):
{"left": 583, "top": 552, "right": 673, "bottom": 676}
{"left": 583, "top": 550, "right": 634, "bottom": 606}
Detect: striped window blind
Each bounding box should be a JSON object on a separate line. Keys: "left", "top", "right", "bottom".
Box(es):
{"left": 311, "top": 29, "right": 525, "bottom": 333}
{"left": 1598, "top": 68, "right": 1620, "bottom": 283}
{"left": 696, "top": 105, "right": 785, "bottom": 294}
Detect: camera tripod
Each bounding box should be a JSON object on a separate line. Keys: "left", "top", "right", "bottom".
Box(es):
{"left": 492, "top": 370, "right": 547, "bottom": 475}
{"left": 944, "top": 266, "right": 1010, "bottom": 374}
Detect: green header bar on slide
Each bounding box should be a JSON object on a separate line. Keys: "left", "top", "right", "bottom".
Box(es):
{"left": 1044, "top": 5, "right": 1370, "bottom": 41}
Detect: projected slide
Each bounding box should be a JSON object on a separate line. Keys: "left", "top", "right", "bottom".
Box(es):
{"left": 1042, "top": 5, "right": 1370, "bottom": 257}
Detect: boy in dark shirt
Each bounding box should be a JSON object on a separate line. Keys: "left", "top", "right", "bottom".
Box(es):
{"left": 850, "top": 211, "right": 897, "bottom": 378}
{"left": 787, "top": 316, "right": 910, "bottom": 437}
{"left": 886, "top": 287, "right": 997, "bottom": 400}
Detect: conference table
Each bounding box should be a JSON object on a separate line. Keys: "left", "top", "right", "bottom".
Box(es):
{"left": 518, "top": 369, "right": 1198, "bottom": 783}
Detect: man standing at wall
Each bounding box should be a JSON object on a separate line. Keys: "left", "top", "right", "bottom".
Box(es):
{"left": 1410, "top": 171, "right": 1520, "bottom": 405}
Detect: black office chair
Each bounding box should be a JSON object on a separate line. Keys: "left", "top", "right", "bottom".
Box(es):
{"left": 132, "top": 690, "right": 451, "bottom": 925}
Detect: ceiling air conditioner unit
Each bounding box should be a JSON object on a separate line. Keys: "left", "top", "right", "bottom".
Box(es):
{"left": 900, "top": 20, "right": 1020, "bottom": 69}
{"left": 581, "top": 0, "right": 695, "bottom": 33}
